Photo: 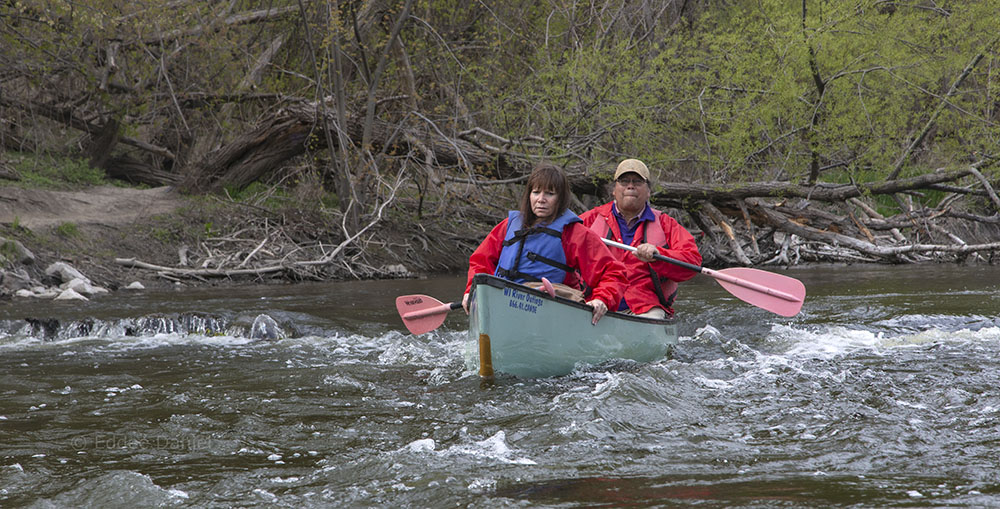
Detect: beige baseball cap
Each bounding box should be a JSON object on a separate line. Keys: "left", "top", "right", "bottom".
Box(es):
{"left": 613, "top": 159, "right": 650, "bottom": 181}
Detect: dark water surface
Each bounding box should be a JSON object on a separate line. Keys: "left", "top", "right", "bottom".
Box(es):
{"left": 2, "top": 264, "right": 999, "bottom": 507}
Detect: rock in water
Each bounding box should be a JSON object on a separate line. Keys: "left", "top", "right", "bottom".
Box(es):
{"left": 249, "top": 314, "right": 284, "bottom": 340}
{"left": 55, "top": 288, "right": 88, "bottom": 301}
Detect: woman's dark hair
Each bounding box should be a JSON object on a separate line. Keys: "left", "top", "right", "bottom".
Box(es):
{"left": 518, "top": 163, "right": 571, "bottom": 226}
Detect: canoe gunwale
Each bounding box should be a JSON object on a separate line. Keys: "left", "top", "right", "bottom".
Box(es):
{"left": 470, "top": 273, "right": 675, "bottom": 326}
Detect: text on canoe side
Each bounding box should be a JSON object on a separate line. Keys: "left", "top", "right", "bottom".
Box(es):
{"left": 503, "top": 287, "right": 543, "bottom": 314}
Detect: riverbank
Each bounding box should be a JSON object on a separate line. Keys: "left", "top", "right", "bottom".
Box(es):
{"left": 3, "top": 183, "right": 998, "bottom": 303}
{"left": 0, "top": 185, "right": 471, "bottom": 300}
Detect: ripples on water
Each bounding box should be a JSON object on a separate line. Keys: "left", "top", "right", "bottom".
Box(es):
{"left": 1, "top": 265, "right": 999, "bottom": 507}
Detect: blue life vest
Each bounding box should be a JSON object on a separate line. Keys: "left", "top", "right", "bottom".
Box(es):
{"left": 495, "top": 209, "right": 581, "bottom": 284}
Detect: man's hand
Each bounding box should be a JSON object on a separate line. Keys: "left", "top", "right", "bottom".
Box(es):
{"left": 633, "top": 243, "right": 659, "bottom": 262}
{"left": 586, "top": 299, "right": 608, "bottom": 325}
{"left": 462, "top": 292, "right": 470, "bottom": 314}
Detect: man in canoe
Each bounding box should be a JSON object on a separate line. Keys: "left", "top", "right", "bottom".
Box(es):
{"left": 580, "top": 158, "right": 702, "bottom": 318}
{"left": 463, "top": 163, "right": 627, "bottom": 325}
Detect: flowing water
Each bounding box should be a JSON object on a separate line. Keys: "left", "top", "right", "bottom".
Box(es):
{"left": 1, "top": 264, "right": 999, "bottom": 507}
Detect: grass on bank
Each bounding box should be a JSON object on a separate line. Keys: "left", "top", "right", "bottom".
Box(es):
{"left": 3, "top": 152, "right": 114, "bottom": 190}
{"left": 3, "top": 150, "right": 340, "bottom": 213}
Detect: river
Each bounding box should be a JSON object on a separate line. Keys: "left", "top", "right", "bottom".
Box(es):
{"left": 1, "top": 264, "right": 999, "bottom": 507}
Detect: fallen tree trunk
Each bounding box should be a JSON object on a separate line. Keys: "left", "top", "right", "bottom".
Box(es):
{"left": 652, "top": 168, "right": 975, "bottom": 203}
{"left": 178, "top": 100, "right": 531, "bottom": 193}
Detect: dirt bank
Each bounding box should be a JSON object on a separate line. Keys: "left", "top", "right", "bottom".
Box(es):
{"left": 0, "top": 186, "right": 184, "bottom": 229}
{"left": 1, "top": 185, "right": 469, "bottom": 297}
{"left": 1, "top": 186, "right": 202, "bottom": 293}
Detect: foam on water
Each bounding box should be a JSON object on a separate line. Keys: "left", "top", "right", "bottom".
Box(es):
{"left": 0, "top": 316, "right": 472, "bottom": 374}
{"left": 778, "top": 323, "right": 1000, "bottom": 360}
{"left": 403, "top": 430, "right": 537, "bottom": 466}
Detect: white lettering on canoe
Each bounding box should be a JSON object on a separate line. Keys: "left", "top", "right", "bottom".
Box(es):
{"left": 504, "top": 287, "right": 543, "bottom": 314}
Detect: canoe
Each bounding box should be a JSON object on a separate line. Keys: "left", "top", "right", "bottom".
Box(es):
{"left": 466, "top": 274, "right": 678, "bottom": 378}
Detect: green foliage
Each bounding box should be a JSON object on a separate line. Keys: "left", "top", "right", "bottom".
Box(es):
{"left": 150, "top": 227, "right": 174, "bottom": 243}
{"left": 466, "top": 1, "right": 1000, "bottom": 186}
{"left": 3, "top": 0, "right": 999, "bottom": 204}
{"left": 224, "top": 182, "right": 293, "bottom": 208}
{"left": 321, "top": 192, "right": 339, "bottom": 210}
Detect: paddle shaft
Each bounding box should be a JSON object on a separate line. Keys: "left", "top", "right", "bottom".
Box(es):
{"left": 403, "top": 301, "right": 462, "bottom": 320}
{"left": 601, "top": 238, "right": 800, "bottom": 303}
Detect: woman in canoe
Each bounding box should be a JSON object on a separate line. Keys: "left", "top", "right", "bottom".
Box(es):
{"left": 463, "top": 163, "right": 627, "bottom": 325}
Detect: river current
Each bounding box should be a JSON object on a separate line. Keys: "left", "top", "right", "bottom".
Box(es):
{"left": 1, "top": 264, "right": 999, "bottom": 507}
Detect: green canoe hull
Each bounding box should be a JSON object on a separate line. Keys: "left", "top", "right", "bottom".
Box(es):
{"left": 467, "top": 274, "right": 678, "bottom": 378}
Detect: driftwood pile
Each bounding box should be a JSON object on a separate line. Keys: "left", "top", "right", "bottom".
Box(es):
{"left": 656, "top": 165, "right": 1000, "bottom": 266}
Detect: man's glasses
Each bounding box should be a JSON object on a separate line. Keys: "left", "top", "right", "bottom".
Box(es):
{"left": 616, "top": 176, "right": 646, "bottom": 186}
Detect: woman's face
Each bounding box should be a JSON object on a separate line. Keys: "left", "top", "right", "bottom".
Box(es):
{"left": 530, "top": 187, "right": 558, "bottom": 222}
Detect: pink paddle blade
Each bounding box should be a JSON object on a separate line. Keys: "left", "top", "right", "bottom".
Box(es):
{"left": 705, "top": 267, "right": 806, "bottom": 317}
{"left": 540, "top": 277, "right": 557, "bottom": 298}
{"left": 395, "top": 294, "right": 454, "bottom": 335}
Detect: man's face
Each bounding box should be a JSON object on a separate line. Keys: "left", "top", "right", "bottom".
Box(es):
{"left": 613, "top": 172, "right": 649, "bottom": 216}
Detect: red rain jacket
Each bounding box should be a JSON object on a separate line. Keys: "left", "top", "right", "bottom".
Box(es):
{"left": 465, "top": 217, "right": 627, "bottom": 309}
{"left": 580, "top": 202, "right": 702, "bottom": 315}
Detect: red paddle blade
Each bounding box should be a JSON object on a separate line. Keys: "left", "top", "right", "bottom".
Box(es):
{"left": 396, "top": 294, "right": 449, "bottom": 335}
{"left": 709, "top": 267, "right": 806, "bottom": 317}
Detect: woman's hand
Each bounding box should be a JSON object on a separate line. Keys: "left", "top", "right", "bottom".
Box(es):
{"left": 462, "top": 292, "right": 470, "bottom": 314}
{"left": 586, "top": 299, "right": 607, "bottom": 325}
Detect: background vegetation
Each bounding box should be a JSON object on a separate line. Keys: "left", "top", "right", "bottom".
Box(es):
{"left": 2, "top": 1, "right": 998, "bottom": 275}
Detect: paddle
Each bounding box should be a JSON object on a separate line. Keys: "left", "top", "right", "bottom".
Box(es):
{"left": 601, "top": 238, "right": 805, "bottom": 317}
{"left": 395, "top": 294, "right": 463, "bottom": 334}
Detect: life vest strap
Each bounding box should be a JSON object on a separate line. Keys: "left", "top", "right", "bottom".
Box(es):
{"left": 526, "top": 251, "right": 574, "bottom": 273}
{"left": 496, "top": 267, "right": 541, "bottom": 283}
{"left": 502, "top": 226, "right": 561, "bottom": 247}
